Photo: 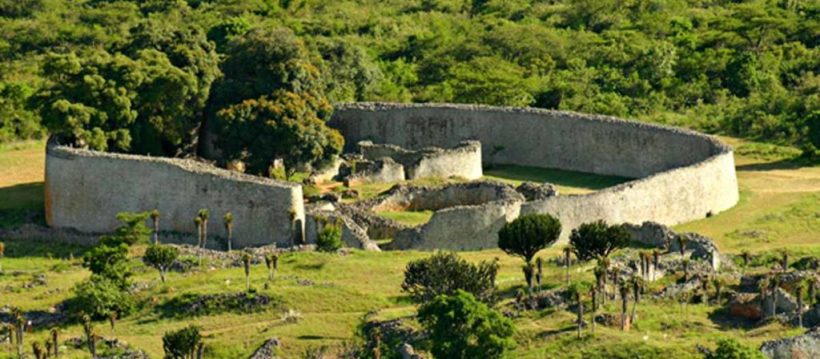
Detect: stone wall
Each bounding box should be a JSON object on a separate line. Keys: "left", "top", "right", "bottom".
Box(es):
{"left": 358, "top": 140, "right": 482, "bottom": 181}
{"left": 45, "top": 144, "right": 304, "bottom": 248}
{"left": 331, "top": 103, "right": 739, "bottom": 241}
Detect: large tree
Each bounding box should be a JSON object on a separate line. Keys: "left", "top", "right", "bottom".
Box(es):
{"left": 417, "top": 290, "right": 515, "bottom": 359}
{"left": 570, "top": 220, "right": 631, "bottom": 262}
{"left": 215, "top": 91, "right": 343, "bottom": 177}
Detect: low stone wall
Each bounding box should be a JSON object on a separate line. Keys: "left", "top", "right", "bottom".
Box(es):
{"left": 358, "top": 140, "right": 482, "bottom": 181}
{"left": 45, "top": 144, "right": 304, "bottom": 248}
{"left": 332, "top": 103, "right": 739, "bottom": 241}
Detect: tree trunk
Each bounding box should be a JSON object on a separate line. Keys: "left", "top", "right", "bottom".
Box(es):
{"left": 153, "top": 218, "right": 159, "bottom": 244}
{"left": 591, "top": 289, "right": 597, "bottom": 334}
{"left": 227, "top": 227, "right": 232, "bottom": 253}
{"left": 797, "top": 286, "right": 803, "bottom": 327}
{"left": 577, "top": 298, "right": 584, "bottom": 339}
{"left": 620, "top": 287, "right": 629, "bottom": 331}
{"left": 160, "top": 268, "right": 166, "bottom": 283}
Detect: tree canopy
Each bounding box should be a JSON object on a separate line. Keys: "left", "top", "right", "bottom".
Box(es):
{"left": 570, "top": 220, "right": 631, "bottom": 262}
{"left": 498, "top": 214, "right": 562, "bottom": 264}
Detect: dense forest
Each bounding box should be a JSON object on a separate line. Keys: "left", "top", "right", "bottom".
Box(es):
{"left": 0, "top": 0, "right": 818, "bottom": 157}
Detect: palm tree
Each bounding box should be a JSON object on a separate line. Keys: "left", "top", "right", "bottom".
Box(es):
{"left": 630, "top": 275, "right": 645, "bottom": 324}
{"left": 264, "top": 253, "right": 279, "bottom": 281}
{"left": 589, "top": 287, "right": 597, "bottom": 334}
{"left": 535, "top": 257, "right": 543, "bottom": 292}
{"left": 194, "top": 216, "right": 203, "bottom": 266}
{"left": 594, "top": 264, "right": 606, "bottom": 306}
{"left": 198, "top": 209, "right": 209, "bottom": 249}
{"left": 712, "top": 276, "right": 724, "bottom": 305}
{"left": 242, "top": 253, "right": 252, "bottom": 292}
{"left": 652, "top": 249, "right": 660, "bottom": 280}
{"left": 150, "top": 209, "right": 160, "bottom": 244}
{"left": 780, "top": 251, "right": 789, "bottom": 271}
{"left": 563, "top": 247, "right": 572, "bottom": 286}
{"left": 223, "top": 212, "right": 234, "bottom": 252}
{"left": 677, "top": 236, "right": 688, "bottom": 257}
{"left": 50, "top": 329, "right": 59, "bottom": 358}
{"left": 619, "top": 280, "right": 629, "bottom": 331}
{"left": 82, "top": 314, "right": 96, "bottom": 359}
{"left": 769, "top": 275, "right": 780, "bottom": 318}
{"left": 796, "top": 282, "right": 804, "bottom": 327}
{"left": 522, "top": 263, "right": 534, "bottom": 294}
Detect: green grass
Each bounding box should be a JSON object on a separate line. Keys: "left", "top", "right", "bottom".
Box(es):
{"left": 1, "top": 137, "right": 817, "bottom": 358}
{"left": 483, "top": 164, "right": 631, "bottom": 194}
{"left": 376, "top": 210, "right": 434, "bottom": 226}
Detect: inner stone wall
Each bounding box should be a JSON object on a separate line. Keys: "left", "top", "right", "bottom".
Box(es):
{"left": 45, "top": 144, "right": 304, "bottom": 248}
{"left": 331, "top": 103, "right": 739, "bottom": 241}
{"left": 358, "top": 140, "right": 482, "bottom": 181}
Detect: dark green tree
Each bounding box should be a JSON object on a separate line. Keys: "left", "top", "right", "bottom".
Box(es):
{"left": 704, "top": 338, "right": 766, "bottom": 359}
{"left": 402, "top": 252, "right": 498, "bottom": 304}
{"left": 498, "top": 214, "right": 561, "bottom": 285}
{"left": 215, "top": 91, "right": 343, "bottom": 177}
{"left": 143, "top": 244, "right": 179, "bottom": 283}
{"left": 569, "top": 220, "right": 630, "bottom": 262}
{"left": 417, "top": 290, "right": 515, "bottom": 359}
{"left": 162, "top": 325, "right": 204, "bottom": 359}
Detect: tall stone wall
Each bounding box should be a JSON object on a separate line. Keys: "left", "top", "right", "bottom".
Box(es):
{"left": 45, "top": 144, "right": 304, "bottom": 248}
{"left": 331, "top": 103, "right": 739, "bottom": 241}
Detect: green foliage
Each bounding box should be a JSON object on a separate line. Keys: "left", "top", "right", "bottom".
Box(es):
{"left": 570, "top": 220, "right": 630, "bottom": 262}
{"left": 162, "top": 325, "right": 203, "bottom": 359}
{"left": 215, "top": 91, "right": 343, "bottom": 177}
{"left": 143, "top": 244, "right": 179, "bottom": 281}
{"left": 316, "top": 219, "right": 343, "bottom": 252}
{"left": 704, "top": 338, "right": 766, "bottom": 359}
{"left": 498, "top": 214, "right": 561, "bottom": 264}
{"left": 82, "top": 242, "right": 131, "bottom": 286}
{"left": 417, "top": 290, "right": 515, "bottom": 359}
{"left": 402, "top": 251, "right": 498, "bottom": 304}
{"left": 70, "top": 274, "right": 136, "bottom": 319}
{"left": 109, "top": 211, "right": 153, "bottom": 245}
{"left": 0, "top": 82, "right": 42, "bottom": 143}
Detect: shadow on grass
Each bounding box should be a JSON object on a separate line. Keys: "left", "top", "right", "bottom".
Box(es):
{"left": 537, "top": 325, "right": 575, "bottom": 339}
{"left": 1, "top": 237, "right": 89, "bottom": 258}
{"left": 156, "top": 292, "right": 283, "bottom": 319}
{"left": 0, "top": 182, "right": 44, "bottom": 210}
{"left": 297, "top": 335, "right": 350, "bottom": 340}
{"left": 736, "top": 156, "right": 819, "bottom": 172}
{"left": 707, "top": 306, "right": 760, "bottom": 330}
{"left": 484, "top": 164, "right": 631, "bottom": 190}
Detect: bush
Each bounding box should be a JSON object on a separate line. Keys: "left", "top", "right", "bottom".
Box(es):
{"left": 418, "top": 290, "right": 515, "bottom": 359}
{"left": 163, "top": 325, "right": 203, "bottom": 359}
{"left": 143, "top": 244, "right": 179, "bottom": 282}
{"left": 569, "top": 220, "right": 630, "bottom": 262}
{"left": 70, "top": 275, "right": 136, "bottom": 319}
{"left": 82, "top": 242, "right": 131, "bottom": 286}
{"left": 704, "top": 338, "right": 765, "bottom": 359}
{"left": 402, "top": 251, "right": 498, "bottom": 304}
{"left": 316, "top": 219, "right": 343, "bottom": 252}
{"left": 498, "top": 214, "right": 561, "bottom": 264}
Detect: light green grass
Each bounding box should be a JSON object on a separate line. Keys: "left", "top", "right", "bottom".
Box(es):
{"left": 483, "top": 164, "right": 631, "bottom": 194}
{"left": 1, "top": 137, "right": 818, "bottom": 358}
{"left": 376, "top": 210, "right": 434, "bottom": 226}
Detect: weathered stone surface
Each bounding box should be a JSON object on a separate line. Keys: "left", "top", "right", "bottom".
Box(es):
{"left": 343, "top": 157, "right": 405, "bottom": 185}
{"left": 515, "top": 182, "right": 558, "bottom": 201}
{"left": 374, "top": 182, "right": 524, "bottom": 250}
{"left": 760, "top": 327, "right": 820, "bottom": 359}
{"left": 623, "top": 221, "right": 676, "bottom": 249}
{"left": 358, "top": 140, "right": 482, "bottom": 181}
{"left": 304, "top": 205, "right": 380, "bottom": 251}
{"left": 45, "top": 143, "right": 304, "bottom": 248}
{"left": 249, "top": 338, "right": 280, "bottom": 359}
{"left": 332, "top": 103, "right": 738, "bottom": 241}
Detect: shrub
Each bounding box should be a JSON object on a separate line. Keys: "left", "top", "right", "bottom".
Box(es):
{"left": 498, "top": 214, "right": 561, "bottom": 264}
{"left": 163, "top": 325, "right": 203, "bottom": 359}
{"left": 70, "top": 275, "right": 136, "bottom": 319}
{"left": 402, "top": 252, "right": 498, "bottom": 304}
{"left": 143, "top": 244, "right": 179, "bottom": 282}
{"left": 704, "top": 338, "right": 765, "bottom": 359}
{"left": 418, "top": 290, "right": 515, "bottom": 359}
{"left": 82, "top": 242, "right": 131, "bottom": 286}
{"left": 316, "top": 219, "right": 343, "bottom": 252}
{"left": 570, "top": 220, "right": 630, "bottom": 262}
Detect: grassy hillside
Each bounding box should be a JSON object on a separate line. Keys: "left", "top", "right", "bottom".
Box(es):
{"left": 0, "top": 138, "right": 817, "bottom": 358}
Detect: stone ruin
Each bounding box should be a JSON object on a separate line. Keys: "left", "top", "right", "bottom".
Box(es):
{"left": 309, "top": 140, "right": 483, "bottom": 185}
{"left": 303, "top": 180, "right": 560, "bottom": 251}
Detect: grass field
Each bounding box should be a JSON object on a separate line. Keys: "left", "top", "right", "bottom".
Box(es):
{"left": 0, "top": 138, "right": 817, "bottom": 358}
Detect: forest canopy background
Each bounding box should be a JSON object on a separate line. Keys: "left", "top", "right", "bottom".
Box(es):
{"left": 0, "top": 0, "right": 817, "bottom": 154}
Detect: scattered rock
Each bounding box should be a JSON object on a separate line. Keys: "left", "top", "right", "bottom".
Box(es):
{"left": 760, "top": 326, "right": 820, "bottom": 359}
{"left": 249, "top": 338, "right": 280, "bottom": 359}
{"left": 729, "top": 293, "right": 764, "bottom": 321}
{"left": 515, "top": 181, "right": 558, "bottom": 201}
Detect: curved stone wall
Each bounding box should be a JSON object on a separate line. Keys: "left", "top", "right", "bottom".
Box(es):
{"left": 330, "top": 103, "right": 739, "bottom": 240}
{"left": 45, "top": 144, "right": 304, "bottom": 248}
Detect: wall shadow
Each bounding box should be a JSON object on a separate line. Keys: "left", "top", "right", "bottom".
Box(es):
{"left": 484, "top": 164, "right": 631, "bottom": 191}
